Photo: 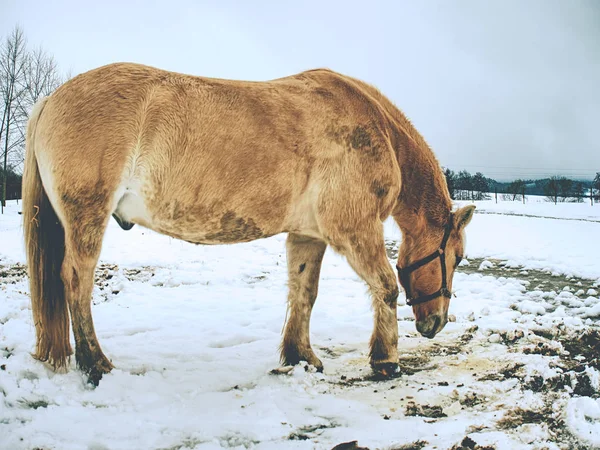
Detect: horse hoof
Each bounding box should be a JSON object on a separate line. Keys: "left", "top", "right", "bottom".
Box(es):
{"left": 87, "top": 368, "right": 104, "bottom": 387}
{"left": 80, "top": 358, "right": 113, "bottom": 386}
{"left": 270, "top": 361, "right": 324, "bottom": 375}
{"left": 371, "top": 362, "right": 400, "bottom": 379}
{"left": 281, "top": 348, "right": 323, "bottom": 373}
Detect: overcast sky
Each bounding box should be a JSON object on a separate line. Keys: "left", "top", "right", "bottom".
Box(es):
{"left": 2, "top": 0, "right": 599, "bottom": 180}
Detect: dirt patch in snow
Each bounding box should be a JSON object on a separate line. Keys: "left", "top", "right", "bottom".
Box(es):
{"left": 458, "top": 257, "right": 598, "bottom": 296}
{"left": 0, "top": 262, "right": 27, "bottom": 283}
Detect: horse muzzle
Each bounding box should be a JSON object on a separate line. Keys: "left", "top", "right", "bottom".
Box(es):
{"left": 416, "top": 313, "right": 448, "bottom": 339}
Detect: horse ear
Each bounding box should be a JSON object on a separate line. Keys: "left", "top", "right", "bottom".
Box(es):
{"left": 455, "top": 205, "right": 476, "bottom": 230}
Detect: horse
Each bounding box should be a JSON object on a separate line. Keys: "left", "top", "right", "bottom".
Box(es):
{"left": 22, "top": 63, "right": 475, "bottom": 385}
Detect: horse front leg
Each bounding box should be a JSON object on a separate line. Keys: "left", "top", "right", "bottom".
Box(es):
{"left": 334, "top": 223, "right": 400, "bottom": 376}
{"left": 280, "top": 233, "right": 327, "bottom": 371}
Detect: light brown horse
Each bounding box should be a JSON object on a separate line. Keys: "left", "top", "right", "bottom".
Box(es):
{"left": 23, "top": 63, "right": 475, "bottom": 385}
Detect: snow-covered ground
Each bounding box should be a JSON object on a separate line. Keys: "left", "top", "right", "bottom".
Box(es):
{"left": 457, "top": 194, "right": 599, "bottom": 222}
{"left": 1, "top": 197, "right": 600, "bottom": 449}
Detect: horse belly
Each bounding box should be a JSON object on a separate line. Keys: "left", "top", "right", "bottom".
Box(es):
{"left": 113, "top": 183, "right": 283, "bottom": 245}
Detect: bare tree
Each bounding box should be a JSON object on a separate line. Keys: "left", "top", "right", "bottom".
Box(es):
{"left": 544, "top": 176, "right": 560, "bottom": 204}
{"left": 0, "top": 27, "right": 64, "bottom": 212}
{"left": 558, "top": 177, "right": 573, "bottom": 202}
{"left": 508, "top": 179, "right": 525, "bottom": 201}
{"left": 571, "top": 181, "right": 585, "bottom": 203}
{"left": 1, "top": 26, "right": 28, "bottom": 211}
{"left": 22, "top": 46, "right": 61, "bottom": 108}
{"left": 10, "top": 47, "right": 63, "bottom": 165}
{"left": 544, "top": 176, "right": 580, "bottom": 203}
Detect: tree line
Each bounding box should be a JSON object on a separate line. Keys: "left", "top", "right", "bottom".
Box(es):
{"left": 443, "top": 169, "right": 493, "bottom": 201}
{"left": 1, "top": 26, "right": 66, "bottom": 212}
{"left": 443, "top": 169, "right": 600, "bottom": 204}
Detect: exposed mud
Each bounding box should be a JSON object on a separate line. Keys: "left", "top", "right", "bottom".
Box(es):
{"left": 404, "top": 401, "right": 446, "bottom": 418}
{"left": 0, "top": 262, "right": 27, "bottom": 284}
{"left": 330, "top": 439, "right": 429, "bottom": 450}
{"left": 0, "top": 261, "right": 156, "bottom": 294}
{"left": 91, "top": 264, "right": 154, "bottom": 302}
{"left": 287, "top": 421, "right": 339, "bottom": 441}
{"left": 327, "top": 314, "right": 600, "bottom": 448}
{"left": 458, "top": 257, "right": 598, "bottom": 296}
{"left": 449, "top": 436, "right": 496, "bottom": 450}
{"left": 496, "top": 406, "right": 588, "bottom": 449}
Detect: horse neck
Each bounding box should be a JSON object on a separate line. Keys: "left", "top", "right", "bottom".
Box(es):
{"left": 341, "top": 76, "right": 452, "bottom": 232}
{"left": 387, "top": 118, "right": 452, "bottom": 233}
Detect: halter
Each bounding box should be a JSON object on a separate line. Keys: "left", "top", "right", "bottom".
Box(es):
{"left": 396, "top": 221, "right": 455, "bottom": 306}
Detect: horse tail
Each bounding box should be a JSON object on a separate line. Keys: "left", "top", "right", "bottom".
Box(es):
{"left": 23, "top": 96, "right": 71, "bottom": 369}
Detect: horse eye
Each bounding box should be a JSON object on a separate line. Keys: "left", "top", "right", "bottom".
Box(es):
{"left": 455, "top": 256, "right": 463, "bottom": 268}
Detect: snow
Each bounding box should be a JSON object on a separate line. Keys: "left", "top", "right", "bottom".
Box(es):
{"left": 478, "top": 260, "right": 495, "bottom": 271}
{"left": 455, "top": 195, "right": 600, "bottom": 222}
{"left": 566, "top": 397, "right": 600, "bottom": 447}
{"left": 1, "top": 197, "right": 600, "bottom": 449}
{"left": 581, "top": 302, "right": 600, "bottom": 319}
{"left": 513, "top": 300, "right": 546, "bottom": 315}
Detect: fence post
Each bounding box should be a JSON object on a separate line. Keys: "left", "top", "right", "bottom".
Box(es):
{"left": 522, "top": 186, "right": 525, "bottom": 204}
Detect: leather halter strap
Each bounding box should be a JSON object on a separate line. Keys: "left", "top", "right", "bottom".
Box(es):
{"left": 396, "top": 222, "right": 454, "bottom": 306}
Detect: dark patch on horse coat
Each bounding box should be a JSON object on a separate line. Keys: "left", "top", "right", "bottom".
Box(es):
{"left": 205, "top": 211, "right": 263, "bottom": 243}
{"left": 350, "top": 126, "right": 371, "bottom": 149}
{"left": 325, "top": 124, "right": 381, "bottom": 161}
{"left": 70, "top": 268, "right": 79, "bottom": 291}
{"left": 299, "top": 263, "right": 306, "bottom": 274}
{"left": 325, "top": 124, "right": 350, "bottom": 145}
{"left": 312, "top": 87, "right": 334, "bottom": 99}
{"left": 380, "top": 273, "right": 399, "bottom": 308}
{"left": 383, "top": 286, "right": 399, "bottom": 308}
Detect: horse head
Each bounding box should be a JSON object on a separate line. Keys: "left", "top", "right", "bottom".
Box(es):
{"left": 396, "top": 205, "right": 476, "bottom": 338}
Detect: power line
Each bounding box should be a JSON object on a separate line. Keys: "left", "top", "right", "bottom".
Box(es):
{"left": 445, "top": 165, "right": 597, "bottom": 173}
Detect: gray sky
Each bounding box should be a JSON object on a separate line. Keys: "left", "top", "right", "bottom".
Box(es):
{"left": 3, "top": 0, "right": 599, "bottom": 180}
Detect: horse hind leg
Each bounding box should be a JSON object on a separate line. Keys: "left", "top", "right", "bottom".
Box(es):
{"left": 60, "top": 193, "right": 114, "bottom": 385}
{"left": 281, "top": 234, "right": 327, "bottom": 371}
